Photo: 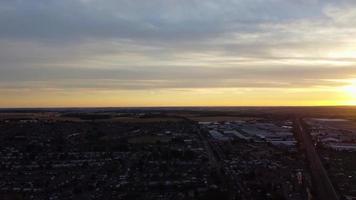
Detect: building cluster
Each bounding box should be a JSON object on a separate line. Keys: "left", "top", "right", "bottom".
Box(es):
{"left": 306, "top": 118, "right": 356, "bottom": 199}
{"left": 202, "top": 119, "right": 297, "bottom": 151}
{"left": 307, "top": 118, "right": 356, "bottom": 152}
{"left": 0, "top": 119, "right": 225, "bottom": 200}
{"left": 200, "top": 119, "right": 310, "bottom": 200}
{"left": 319, "top": 148, "right": 356, "bottom": 199}
{"left": 0, "top": 114, "right": 313, "bottom": 200}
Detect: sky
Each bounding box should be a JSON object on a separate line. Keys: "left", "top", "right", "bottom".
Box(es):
{"left": 1, "top": 0, "right": 356, "bottom": 107}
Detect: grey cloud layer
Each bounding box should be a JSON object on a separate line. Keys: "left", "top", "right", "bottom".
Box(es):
{"left": 0, "top": 0, "right": 356, "bottom": 91}
{"left": 0, "top": 0, "right": 326, "bottom": 41}
{"left": 1, "top": 65, "right": 355, "bottom": 90}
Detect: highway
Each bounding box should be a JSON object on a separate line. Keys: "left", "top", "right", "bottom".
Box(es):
{"left": 295, "top": 118, "right": 339, "bottom": 200}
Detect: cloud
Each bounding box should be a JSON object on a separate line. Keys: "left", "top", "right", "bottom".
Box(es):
{"left": 1, "top": 0, "right": 356, "bottom": 97}
{"left": 0, "top": 0, "right": 328, "bottom": 42}
{"left": 1, "top": 64, "right": 356, "bottom": 92}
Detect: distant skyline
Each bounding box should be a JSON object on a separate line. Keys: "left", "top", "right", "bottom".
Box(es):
{"left": 1, "top": 0, "right": 356, "bottom": 107}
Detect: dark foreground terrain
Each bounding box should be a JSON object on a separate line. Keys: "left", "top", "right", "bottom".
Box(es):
{"left": 0, "top": 107, "right": 355, "bottom": 200}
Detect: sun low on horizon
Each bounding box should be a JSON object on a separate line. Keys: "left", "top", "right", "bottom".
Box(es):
{"left": 1, "top": 0, "right": 356, "bottom": 108}
{"left": 343, "top": 80, "right": 356, "bottom": 105}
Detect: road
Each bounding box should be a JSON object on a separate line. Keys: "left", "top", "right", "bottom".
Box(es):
{"left": 196, "top": 127, "right": 237, "bottom": 200}
{"left": 295, "top": 118, "right": 339, "bottom": 200}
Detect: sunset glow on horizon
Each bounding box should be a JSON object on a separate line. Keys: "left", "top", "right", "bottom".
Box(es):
{"left": 1, "top": 0, "right": 356, "bottom": 107}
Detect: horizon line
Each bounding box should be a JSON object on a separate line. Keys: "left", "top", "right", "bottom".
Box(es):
{"left": 1, "top": 105, "right": 356, "bottom": 110}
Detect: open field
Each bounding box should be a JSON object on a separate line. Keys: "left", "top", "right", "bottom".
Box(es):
{"left": 1, "top": 106, "right": 356, "bottom": 122}
{"left": 184, "top": 116, "right": 259, "bottom": 122}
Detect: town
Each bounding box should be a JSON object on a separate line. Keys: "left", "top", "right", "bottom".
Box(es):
{"left": 0, "top": 107, "right": 355, "bottom": 200}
